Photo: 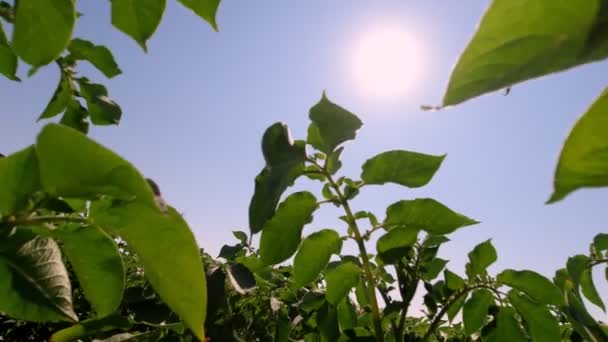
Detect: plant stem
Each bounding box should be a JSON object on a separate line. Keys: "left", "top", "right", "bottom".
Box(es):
{"left": 11, "top": 215, "right": 87, "bottom": 227}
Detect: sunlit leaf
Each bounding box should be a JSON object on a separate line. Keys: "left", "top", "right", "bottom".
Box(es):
{"left": 376, "top": 227, "right": 418, "bottom": 264}
{"left": 293, "top": 229, "right": 342, "bottom": 287}
{"left": 39, "top": 76, "right": 72, "bottom": 120}
{"left": 466, "top": 239, "right": 497, "bottom": 278}
{"left": 444, "top": 269, "right": 465, "bottom": 290}
{"left": 337, "top": 297, "right": 357, "bottom": 331}
{"left": 361, "top": 150, "right": 445, "bottom": 188}
{"left": 484, "top": 307, "right": 527, "bottom": 342}
{"left": 111, "top": 0, "right": 166, "bottom": 51}
{"left": 177, "top": 0, "right": 221, "bottom": 31}
{"left": 325, "top": 262, "right": 360, "bottom": 305}
{"left": 50, "top": 314, "right": 132, "bottom": 342}
{"left": 0, "top": 147, "right": 41, "bottom": 216}
{"left": 68, "top": 38, "right": 122, "bottom": 78}
{"left": 384, "top": 198, "right": 478, "bottom": 234}
{"left": 77, "top": 79, "right": 122, "bottom": 125}
{"left": 508, "top": 291, "right": 560, "bottom": 342}
{"left": 497, "top": 269, "right": 564, "bottom": 306}
{"left": 421, "top": 258, "right": 448, "bottom": 282}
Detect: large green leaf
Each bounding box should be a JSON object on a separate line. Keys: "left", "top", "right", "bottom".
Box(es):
{"left": 0, "top": 230, "right": 77, "bottom": 322}
{"left": 293, "top": 229, "right": 342, "bottom": 287}
{"left": 12, "top": 0, "right": 75, "bottom": 66}
{"left": 0, "top": 146, "right": 41, "bottom": 216}
{"left": 361, "top": 150, "right": 445, "bottom": 187}
{"left": 465, "top": 239, "right": 497, "bottom": 278}
{"left": 259, "top": 191, "right": 317, "bottom": 265}
{"left": 497, "top": 269, "right": 564, "bottom": 306}
{"left": 463, "top": 289, "right": 493, "bottom": 335}
{"left": 384, "top": 198, "right": 478, "bottom": 234}
{"left": 375, "top": 227, "right": 418, "bottom": 264}
{"left": 68, "top": 39, "right": 122, "bottom": 78}
{"left": 508, "top": 291, "right": 560, "bottom": 342}
{"left": 548, "top": 87, "right": 608, "bottom": 203}
{"left": 78, "top": 79, "right": 122, "bottom": 125}
{"left": 443, "top": 0, "right": 608, "bottom": 106}
{"left": 249, "top": 123, "right": 306, "bottom": 234}
{"left": 0, "top": 22, "right": 18, "bottom": 81}
{"left": 307, "top": 92, "right": 362, "bottom": 154}
{"left": 111, "top": 0, "right": 167, "bottom": 51}
{"left": 52, "top": 224, "right": 124, "bottom": 317}
{"left": 485, "top": 307, "right": 527, "bottom": 342}
{"left": 444, "top": 270, "right": 465, "bottom": 291}
{"left": 325, "top": 262, "right": 361, "bottom": 305}
{"left": 177, "top": 0, "right": 221, "bottom": 31}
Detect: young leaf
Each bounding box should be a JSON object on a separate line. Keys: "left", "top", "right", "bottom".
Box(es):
{"left": 0, "top": 22, "right": 19, "bottom": 81}
{"left": 0, "top": 146, "right": 41, "bottom": 216}
{"left": 548, "top": 88, "right": 608, "bottom": 203}
{"left": 508, "top": 291, "right": 560, "bottom": 342}
{"left": 325, "top": 262, "right": 361, "bottom": 305}
{"left": 111, "top": 0, "right": 167, "bottom": 51}
{"left": 463, "top": 289, "right": 494, "bottom": 335}
{"left": 77, "top": 80, "right": 122, "bottom": 125}
{"left": 484, "top": 307, "right": 527, "bottom": 342}
{"left": 0, "top": 230, "right": 77, "bottom": 322}
{"left": 52, "top": 224, "right": 124, "bottom": 318}
{"left": 376, "top": 227, "right": 418, "bottom": 264}
{"left": 39, "top": 76, "right": 72, "bottom": 120}
{"left": 177, "top": 0, "right": 221, "bottom": 31}
{"left": 259, "top": 191, "right": 317, "bottom": 265}
{"left": 384, "top": 198, "right": 478, "bottom": 234}
{"left": 68, "top": 39, "right": 122, "bottom": 78}
{"left": 361, "top": 150, "right": 445, "bottom": 188}
{"left": 497, "top": 269, "right": 564, "bottom": 306}
{"left": 465, "top": 239, "right": 497, "bottom": 278}
{"left": 443, "top": 1, "right": 608, "bottom": 106}
{"left": 307, "top": 92, "right": 362, "bottom": 154}
{"left": 12, "top": 0, "right": 75, "bottom": 66}
{"left": 293, "top": 229, "right": 342, "bottom": 287}
{"left": 249, "top": 123, "right": 306, "bottom": 234}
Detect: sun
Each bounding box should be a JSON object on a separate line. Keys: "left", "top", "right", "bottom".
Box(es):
{"left": 353, "top": 28, "right": 421, "bottom": 100}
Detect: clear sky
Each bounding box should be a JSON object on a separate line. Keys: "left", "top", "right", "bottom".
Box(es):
{"left": 2, "top": 1, "right": 607, "bottom": 316}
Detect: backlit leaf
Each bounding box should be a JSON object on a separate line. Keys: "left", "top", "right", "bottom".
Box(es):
{"left": 384, "top": 198, "right": 478, "bottom": 234}
{"left": 361, "top": 150, "right": 445, "bottom": 188}
{"left": 497, "top": 269, "right": 564, "bottom": 306}
{"left": 78, "top": 79, "right": 122, "bottom": 125}
{"left": 508, "top": 291, "right": 560, "bottom": 342}
{"left": 111, "top": 0, "right": 166, "bottom": 51}
{"left": 0, "top": 146, "right": 41, "bottom": 216}
{"left": 465, "top": 239, "right": 497, "bottom": 278}
{"left": 325, "top": 262, "right": 361, "bottom": 305}
{"left": 177, "top": 0, "right": 221, "bottom": 31}
{"left": 463, "top": 289, "right": 493, "bottom": 335}
{"left": 376, "top": 227, "right": 418, "bottom": 264}
{"left": 39, "top": 76, "right": 72, "bottom": 120}
{"left": 0, "top": 22, "right": 19, "bottom": 81}
{"left": 68, "top": 38, "right": 122, "bottom": 78}
{"left": 293, "top": 229, "right": 342, "bottom": 287}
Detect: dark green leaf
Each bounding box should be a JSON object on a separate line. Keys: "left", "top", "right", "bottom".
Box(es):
{"left": 12, "top": 0, "right": 75, "bottom": 66}
{"left": 39, "top": 76, "right": 72, "bottom": 120}
{"left": 50, "top": 314, "right": 132, "bottom": 342}
{"left": 376, "top": 227, "right": 418, "bottom": 264}
{"left": 484, "top": 307, "right": 527, "bottom": 342}
{"left": 111, "top": 0, "right": 166, "bottom": 51}
{"left": 337, "top": 297, "right": 357, "bottom": 331}
{"left": 444, "top": 270, "right": 465, "bottom": 290}
{"left": 508, "top": 291, "right": 560, "bottom": 342}
{"left": 567, "top": 255, "right": 589, "bottom": 288}
{"left": 549, "top": 88, "right": 608, "bottom": 203}
{"left": 443, "top": 1, "right": 608, "bottom": 106}
{"left": 218, "top": 244, "right": 243, "bottom": 260}
{"left": 227, "top": 263, "right": 256, "bottom": 294}
{"left": 0, "top": 146, "right": 41, "bottom": 216}
{"left": 52, "top": 224, "right": 124, "bottom": 318}
{"left": 259, "top": 191, "right": 317, "bottom": 265}
{"left": 384, "top": 198, "right": 478, "bottom": 234}
{"left": 423, "top": 235, "right": 450, "bottom": 247}
{"left": 78, "top": 79, "right": 122, "bottom": 125}
{"left": 232, "top": 230, "right": 248, "bottom": 245}
{"left": 466, "top": 239, "right": 497, "bottom": 278}
{"left": 318, "top": 302, "right": 340, "bottom": 342}
{"left": 565, "top": 290, "right": 608, "bottom": 341}
{"left": 293, "top": 229, "right": 342, "bottom": 287}
{"left": 249, "top": 123, "right": 306, "bottom": 234}
{"left": 594, "top": 233, "right": 608, "bottom": 252}
{"left": 68, "top": 38, "right": 122, "bottom": 78}
{"left": 308, "top": 92, "right": 362, "bottom": 154}
{"left": 0, "top": 22, "right": 19, "bottom": 81}
{"left": 355, "top": 276, "right": 370, "bottom": 307}
{"left": 581, "top": 268, "right": 605, "bottom": 311}
{"left": 59, "top": 100, "right": 89, "bottom": 134}
{"left": 361, "top": 150, "right": 445, "bottom": 188}
{"left": 421, "top": 258, "right": 448, "bottom": 281}
{"left": 497, "top": 269, "right": 564, "bottom": 306}
{"left": 177, "top": 0, "right": 221, "bottom": 31}
{"left": 463, "top": 289, "right": 494, "bottom": 335}
{"left": 325, "top": 262, "right": 361, "bottom": 305}
{"left": 326, "top": 146, "right": 344, "bottom": 175}
{"left": 447, "top": 294, "right": 466, "bottom": 322}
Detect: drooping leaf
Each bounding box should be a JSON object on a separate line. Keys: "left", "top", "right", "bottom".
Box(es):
{"left": 497, "top": 269, "right": 564, "bottom": 306}
{"left": 177, "top": 0, "right": 221, "bottom": 31}
{"left": 68, "top": 38, "right": 122, "bottom": 78}
{"left": 375, "top": 227, "right": 418, "bottom": 264}
{"left": 226, "top": 263, "right": 256, "bottom": 294}
{"left": 12, "top": 0, "right": 75, "bottom": 66}
{"left": 421, "top": 258, "right": 448, "bottom": 281}
{"left": 361, "top": 150, "right": 445, "bottom": 188}
{"left": 0, "top": 230, "right": 77, "bottom": 322}
{"left": 447, "top": 294, "right": 466, "bottom": 322}
{"left": 318, "top": 302, "right": 340, "bottom": 342}
{"left": 0, "top": 22, "right": 19, "bottom": 81}
{"left": 484, "top": 307, "right": 527, "bottom": 342}
{"left": 293, "top": 229, "right": 342, "bottom": 287}
{"left": 567, "top": 254, "right": 589, "bottom": 288}
{"left": 77, "top": 79, "right": 122, "bottom": 125}
{"left": 384, "top": 198, "right": 478, "bottom": 234}
{"left": 564, "top": 290, "right": 608, "bottom": 341}
{"left": 0, "top": 146, "right": 41, "bottom": 216}
{"left": 259, "top": 191, "right": 317, "bottom": 265}
{"left": 39, "top": 76, "right": 72, "bottom": 120}
{"left": 443, "top": 1, "right": 608, "bottom": 106}
{"left": 508, "top": 291, "right": 560, "bottom": 342}
{"left": 337, "top": 297, "right": 357, "bottom": 331}
{"left": 444, "top": 270, "right": 465, "bottom": 291}
{"left": 249, "top": 123, "right": 306, "bottom": 234}
{"left": 325, "top": 262, "right": 361, "bottom": 305}
{"left": 463, "top": 289, "right": 494, "bottom": 335}
{"left": 581, "top": 268, "right": 605, "bottom": 311}
{"left": 52, "top": 224, "right": 124, "bottom": 318}
{"left": 307, "top": 92, "right": 363, "bottom": 154}
{"left": 465, "top": 239, "right": 497, "bottom": 278}
{"left": 548, "top": 88, "right": 608, "bottom": 203}
{"left": 111, "top": 0, "right": 167, "bottom": 51}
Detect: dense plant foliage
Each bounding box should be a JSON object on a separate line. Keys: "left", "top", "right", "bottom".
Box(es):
{"left": 1, "top": 0, "right": 608, "bottom": 341}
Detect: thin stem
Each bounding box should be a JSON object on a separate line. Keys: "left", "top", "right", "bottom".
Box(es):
{"left": 11, "top": 215, "right": 87, "bottom": 227}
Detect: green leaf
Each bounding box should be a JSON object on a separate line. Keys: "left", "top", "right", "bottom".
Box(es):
{"left": 68, "top": 38, "right": 122, "bottom": 78}
{"left": 508, "top": 291, "right": 560, "bottom": 342}
{"left": 177, "top": 0, "right": 221, "bottom": 31}
{"left": 50, "top": 314, "right": 132, "bottom": 342}
{"left": 465, "top": 239, "right": 497, "bottom": 278}
{"left": 361, "top": 150, "right": 445, "bottom": 188}
{"left": 497, "top": 269, "right": 564, "bottom": 306}
{"left": 307, "top": 92, "right": 363, "bottom": 154}
{"left": 594, "top": 233, "right": 608, "bottom": 252}
{"left": 447, "top": 294, "right": 466, "bottom": 322}
{"left": 384, "top": 198, "right": 478, "bottom": 234}
{"left": 59, "top": 101, "right": 90, "bottom": 134}
{"left": 111, "top": 0, "right": 166, "bottom": 51}
{"left": 0, "top": 230, "right": 77, "bottom": 322}
{"left": 0, "top": 146, "right": 41, "bottom": 216}
{"left": 581, "top": 268, "right": 605, "bottom": 312}
{"left": 421, "top": 258, "right": 448, "bottom": 281}
{"left": 77, "top": 79, "right": 122, "bottom": 125}
{"left": 0, "top": 22, "right": 19, "bottom": 81}
{"left": 443, "top": 1, "right": 608, "bottom": 106}
{"left": 318, "top": 302, "right": 340, "bottom": 342}
{"left": 567, "top": 254, "right": 589, "bottom": 288}
{"left": 463, "top": 289, "right": 494, "bottom": 335}
{"left": 375, "top": 227, "right": 418, "bottom": 264}
{"left": 326, "top": 146, "right": 344, "bottom": 175}
{"left": 12, "top": 0, "right": 75, "bottom": 66}
{"left": 548, "top": 88, "right": 608, "bottom": 203}
{"left": 293, "top": 229, "right": 342, "bottom": 287}
{"left": 485, "top": 307, "right": 527, "bottom": 342}
{"left": 355, "top": 277, "right": 370, "bottom": 307}
{"left": 232, "top": 230, "right": 248, "bottom": 245}
{"left": 337, "top": 297, "right": 357, "bottom": 331}
{"left": 52, "top": 224, "right": 124, "bottom": 318}
{"left": 259, "top": 191, "right": 317, "bottom": 265}
{"left": 564, "top": 290, "right": 608, "bottom": 341}
{"left": 444, "top": 270, "right": 465, "bottom": 290}
{"left": 249, "top": 123, "right": 306, "bottom": 234}
{"left": 39, "top": 76, "right": 72, "bottom": 120}
{"left": 325, "top": 262, "right": 361, "bottom": 305}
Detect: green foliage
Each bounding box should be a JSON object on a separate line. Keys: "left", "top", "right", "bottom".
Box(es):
{"left": 384, "top": 198, "right": 478, "bottom": 234}
{"left": 0, "top": 22, "right": 18, "bottom": 81}
{"left": 177, "top": 0, "right": 222, "bottom": 31}
{"left": 293, "top": 229, "right": 342, "bottom": 287}
{"left": 67, "top": 39, "right": 122, "bottom": 78}
{"left": 466, "top": 239, "right": 497, "bottom": 278}
{"left": 462, "top": 289, "right": 493, "bottom": 335}
{"left": 325, "top": 262, "right": 361, "bottom": 305}
{"left": 508, "top": 291, "right": 560, "bottom": 342}
{"left": 111, "top": 0, "right": 167, "bottom": 51}
{"left": 361, "top": 150, "right": 445, "bottom": 188}
{"left": 497, "top": 269, "right": 564, "bottom": 306}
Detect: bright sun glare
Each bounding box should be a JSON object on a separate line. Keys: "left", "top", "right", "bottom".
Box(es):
{"left": 353, "top": 28, "right": 421, "bottom": 100}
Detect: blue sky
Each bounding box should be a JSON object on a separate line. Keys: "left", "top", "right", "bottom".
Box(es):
{"left": 2, "top": 1, "right": 607, "bottom": 315}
